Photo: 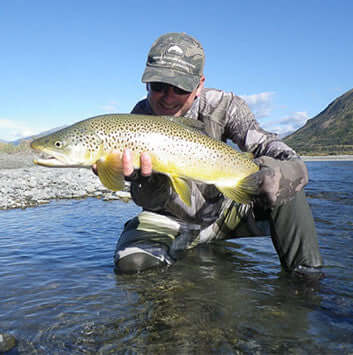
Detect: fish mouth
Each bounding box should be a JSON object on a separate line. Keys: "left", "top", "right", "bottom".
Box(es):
{"left": 32, "top": 149, "right": 85, "bottom": 168}
{"left": 34, "top": 156, "right": 71, "bottom": 167}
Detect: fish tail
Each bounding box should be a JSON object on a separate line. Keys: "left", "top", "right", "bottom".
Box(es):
{"left": 216, "top": 174, "right": 259, "bottom": 204}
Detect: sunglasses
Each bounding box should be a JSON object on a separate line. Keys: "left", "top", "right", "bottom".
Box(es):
{"left": 149, "top": 82, "right": 191, "bottom": 95}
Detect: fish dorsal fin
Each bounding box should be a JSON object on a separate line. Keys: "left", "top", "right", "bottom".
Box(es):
{"left": 162, "top": 115, "right": 204, "bottom": 131}
{"left": 216, "top": 174, "right": 259, "bottom": 204}
{"left": 96, "top": 151, "right": 125, "bottom": 191}
{"left": 239, "top": 152, "right": 254, "bottom": 160}
{"left": 169, "top": 176, "right": 192, "bottom": 207}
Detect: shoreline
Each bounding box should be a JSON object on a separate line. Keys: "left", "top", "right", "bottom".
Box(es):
{"left": 0, "top": 153, "right": 131, "bottom": 210}
{"left": 0, "top": 152, "right": 352, "bottom": 210}
{"left": 301, "top": 155, "right": 353, "bottom": 161}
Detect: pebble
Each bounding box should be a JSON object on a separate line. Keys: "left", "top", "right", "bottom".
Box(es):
{"left": 0, "top": 333, "right": 17, "bottom": 352}
{"left": 0, "top": 153, "right": 131, "bottom": 210}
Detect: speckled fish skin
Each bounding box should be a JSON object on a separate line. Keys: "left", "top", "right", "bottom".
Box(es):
{"left": 31, "top": 114, "right": 259, "bottom": 204}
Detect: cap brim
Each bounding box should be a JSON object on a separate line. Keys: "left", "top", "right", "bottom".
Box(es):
{"left": 142, "top": 66, "right": 200, "bottom": 92}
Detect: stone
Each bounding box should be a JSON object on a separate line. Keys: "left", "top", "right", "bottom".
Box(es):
{"left": 0, "top": 333, "right": 17, "bottom": 352}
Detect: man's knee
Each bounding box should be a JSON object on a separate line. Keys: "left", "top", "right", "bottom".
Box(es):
{"left": 115, "top": 252, "right": 166, "bottom": 273}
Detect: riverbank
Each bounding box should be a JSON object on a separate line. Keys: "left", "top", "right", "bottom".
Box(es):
{"left": 301, "top": 155, "right": 353, "bottom": 161}
{"left": 1, "top": 152, "right": 352, "bottom": 210}
{"left": 0, "top": 153, "right": 131, "bottom": 210}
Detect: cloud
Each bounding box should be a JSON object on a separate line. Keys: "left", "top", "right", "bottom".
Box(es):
{"left": 101, "top": 101, "right": 119, "bottom": 112}
{"left": 240, "top": 92, "right": 275, "bottom": 118}
{"left": 0, "top": 119, "right": 41, "bottom": 141}
{"left": 239, "top": 92, "right": 309, "bottom": 135}
{"left": 262, "top": 112, "right": 309, "bottom": 135}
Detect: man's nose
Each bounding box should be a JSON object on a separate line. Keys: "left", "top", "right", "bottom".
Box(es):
{"left": 161, "top": 86, "right": 177, "bottom": 99}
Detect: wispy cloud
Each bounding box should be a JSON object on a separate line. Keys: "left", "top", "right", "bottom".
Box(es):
{"left": 262, "top": 112, "right": 309, "bottom": 135}
{"left": 0, "top": 119, "right": 42, "bottom": 142}
{"left": 240, "top": 92, "right": 275, "bottom": 118}
{"left": 101, "top": 101, "right": 119, "bottom": 113}
{"left": 240, "top": 92, "right": 309, "bottom": 136}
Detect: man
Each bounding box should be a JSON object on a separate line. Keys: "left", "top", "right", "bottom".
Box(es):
{"left": 109, "top": 32, "right": 323, "bottom": 278}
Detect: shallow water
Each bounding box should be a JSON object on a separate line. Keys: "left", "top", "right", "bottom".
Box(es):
{"left": 1, "top": 161, "right": 352, "bottom": 354}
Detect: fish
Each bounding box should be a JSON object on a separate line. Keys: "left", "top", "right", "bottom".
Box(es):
{"left": 30, "top": 114, "right": 259, "bottom": 206}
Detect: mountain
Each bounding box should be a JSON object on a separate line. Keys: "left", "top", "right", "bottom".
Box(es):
{"left": 284, "top": 89, "right": 353, "bottom": 155}
{"left": 279, "top": 131, "right": 294, "bottom": 139}
{"left": 0, "top": 126, "right": 68, "bottom": 154}
{"left": 10, "top": 125, "right": 67, "bottom": 145}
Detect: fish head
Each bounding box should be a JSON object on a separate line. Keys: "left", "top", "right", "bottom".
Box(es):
{"left": 30, "top": 125, "right": 104, "bottom": 168}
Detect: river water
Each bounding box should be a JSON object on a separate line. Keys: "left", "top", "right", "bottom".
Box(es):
{"left": 1, "top": 161, "right": 352, "bottom": 354}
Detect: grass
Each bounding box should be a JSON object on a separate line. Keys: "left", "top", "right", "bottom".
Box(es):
{"left": 0, "top": 141, "right": 32, "bottom": 154}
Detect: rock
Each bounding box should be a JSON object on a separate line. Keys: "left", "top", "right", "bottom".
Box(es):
{"left": 116, "top": 191, "right": 131, "bottom": 199}
{"left": 0, "top": 162, "right": 132, "bottom": 210}
{"left": 0, "top": 333, "right": 17, "bottom": 352}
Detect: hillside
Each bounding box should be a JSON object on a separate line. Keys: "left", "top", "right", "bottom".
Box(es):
{"left": 0, "top": 125, "right": 66, "bottom": 154}
{"left": 0, "top": 140, "right": 32, "bottom": 154}
{"left": 284, "top": 89, "right": 353, "bottom": 155}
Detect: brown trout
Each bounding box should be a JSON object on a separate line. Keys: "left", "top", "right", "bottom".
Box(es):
{"left": 30, "top": 114, "right": 259, "bottom": 206}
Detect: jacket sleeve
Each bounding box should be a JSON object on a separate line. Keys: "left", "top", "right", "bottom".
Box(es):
{"left": 224, "top": 95, "right": 299, "bottom": 160}
{"left": 224, "top": 95, "right": 309, "bottom": 205}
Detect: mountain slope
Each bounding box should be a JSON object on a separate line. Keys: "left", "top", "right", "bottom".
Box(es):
{"left": 284, "top": 89, "right": 353, "bottom": 155}
{"left": 10, "top": 125, "right": 67, "bottom": 145}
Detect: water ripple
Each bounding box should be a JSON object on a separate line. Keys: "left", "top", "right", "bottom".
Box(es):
{"left": 1, "top": 163, "right": 353, "bottom": 353}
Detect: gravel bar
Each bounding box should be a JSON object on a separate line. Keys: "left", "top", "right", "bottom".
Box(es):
{"left": 0, "top": 153, "right": 131, "bottom": 210}
{"left": 1, "top": 152, "right": 352, "bottom": 210}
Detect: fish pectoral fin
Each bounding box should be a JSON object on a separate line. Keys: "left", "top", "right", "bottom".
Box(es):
{"left": 217, "top": 174, "right": 259, "bottom": 204}
{"left": 169, "top": 176, "right": 192, "bottom": 207}
{"left": 96, "top": 151, "right": 125, "bottom": 191}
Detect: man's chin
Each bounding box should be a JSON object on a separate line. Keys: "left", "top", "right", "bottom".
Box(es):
{"left": 154, "top": 104, "right": 181, "bottom": 116}
{"left": 158, "top": 109, "right": 179, "bottom": 116}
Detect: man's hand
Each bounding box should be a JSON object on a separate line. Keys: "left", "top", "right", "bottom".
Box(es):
{"left": 252, "top": 156, "right": 309, "bottom": 209}
{"left": 123, "top": 149, "right": 172, "bottom": 211}
{"left": 122, "top": 149, "right": 152, "bottom": 179}
{"left": 252, "top": 165, "right": 281, "bottom": 209}
{"left": 91, "top": 149, "right": 153, "bottom": 179}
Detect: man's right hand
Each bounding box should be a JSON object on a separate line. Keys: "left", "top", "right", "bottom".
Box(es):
{"left": 92, "top": 149, "right": 153, "bottom": 180}
{"left": 122, "top": 149, "right": 153, "bottom": 179}
{"left": 123, "top": 149, "right": 173, "bottom": 210}
{"left": 92, "top": 149, "right": 171, "bottom": 210}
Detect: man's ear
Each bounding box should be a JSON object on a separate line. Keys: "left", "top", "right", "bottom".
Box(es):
{"left": 195, "top": 75, "right": 205, "bottom": 97}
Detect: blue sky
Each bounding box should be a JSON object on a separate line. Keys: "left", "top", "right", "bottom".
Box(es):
{"left": 1, "top": 0, "right": 352, "bottom": 141}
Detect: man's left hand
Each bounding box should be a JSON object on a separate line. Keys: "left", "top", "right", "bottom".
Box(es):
{"left": 252, "top": 156, "right": 309, "bottom": 209}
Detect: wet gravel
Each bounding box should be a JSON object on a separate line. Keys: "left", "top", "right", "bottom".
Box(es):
{"left": 0, "top": 153, "right": 131, "bottom": 210}
{"left": 2, "top": 152, "right": 352, "bottom": 210}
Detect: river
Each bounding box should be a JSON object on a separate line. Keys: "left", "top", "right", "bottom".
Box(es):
{"left": 1, "top": 161, "right": 352, "bottom": 353}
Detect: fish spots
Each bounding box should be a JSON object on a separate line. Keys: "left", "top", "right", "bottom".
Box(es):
{"left": 33, "top": 114, "right": 258, "bottom": 180}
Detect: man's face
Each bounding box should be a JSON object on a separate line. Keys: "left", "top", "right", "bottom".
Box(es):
{"left": 147, "top": 77, "right": 205, "bottom": 117}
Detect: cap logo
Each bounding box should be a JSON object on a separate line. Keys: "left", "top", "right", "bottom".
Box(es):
{"left": 142, "top": 33, "right": 205, "bottom": 91}
{"left": 167, "top": 45, "right": 184, "bottom": 55}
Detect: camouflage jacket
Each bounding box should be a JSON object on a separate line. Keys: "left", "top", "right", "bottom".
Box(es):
{"left": 129, "top": 88, "right": 307, "bottom": 227}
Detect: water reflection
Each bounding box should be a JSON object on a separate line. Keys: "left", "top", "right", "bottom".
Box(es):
{"left": 20, "top": 243, "right": 324, "bottom": 353}
{"left": 1, "top": 162, "right": 353, "bottom": 353}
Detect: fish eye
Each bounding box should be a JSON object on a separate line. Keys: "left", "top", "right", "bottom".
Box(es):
{"left": 55, "top": 141, "right": 63, "bottom": 148}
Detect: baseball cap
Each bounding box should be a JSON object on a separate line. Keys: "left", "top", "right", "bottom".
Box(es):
{"left": 142, "top": 32, "right": 205, "bottom": 92}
